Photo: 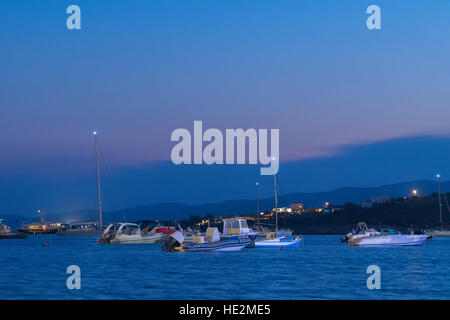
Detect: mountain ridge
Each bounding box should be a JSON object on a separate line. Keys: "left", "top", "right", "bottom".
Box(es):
{"left": 3, "top": 179, "right": 446, "bottom": 225}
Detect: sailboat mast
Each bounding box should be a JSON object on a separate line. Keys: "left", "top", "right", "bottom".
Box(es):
{"left": 438, "top": 174, "right": 442, "bottom": 225}
{"left": 274, "top": 173, "right": 278, "bottom": 233}
{"left": 256, "top": 182, "right": 260, "bottom": 227}
{"left": 94, "top": 132, "right": 103, "bottom": 230}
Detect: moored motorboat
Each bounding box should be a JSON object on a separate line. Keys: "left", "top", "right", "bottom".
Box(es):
{"left": 254, "top": 232, "right": 302, "bottom": 248}
{"left": 343, "top": 222, "right": 431, "bottom": 247}
{"left": 162, "top": 228, "right": 253, "bottom": 252}
{"left": 426, "top": 229, "right": 450, "bottom": 237}
{"left": 17, "top": 222, "right": 59, "bottom": 235}
{"left": 98, "top": 222, "right": 175, "bottom": 244}
{"left": 0, "top": 219, "right": 27, "bottom": 239}
{"left": 56, "top": 222, "right": 103, "bottom": 236}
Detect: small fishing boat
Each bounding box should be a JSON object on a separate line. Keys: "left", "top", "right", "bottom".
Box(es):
{"left": 98, "top": 222, "right": 175, "bottom": 244}
{"left": 425, "top": 174, "right": 450, "bottom": 237}
{"left": 56, "top": 222, "right": 103, "bottom": 236}
{"left": 0, "top": 219, "right": 27, "bottom": 239}
{"left": 254, "top": 173, "right": 302, "bottom": 248}
{"left": 162, "top": 228, "right": 254, "bottom": 252}
{"left": 426, "top": 229, "right": 450, "bottom": 237}
{"left": 255, "top": 232, "right": 301, "bottom": 248}
{"left": 18, "top": 222, "right": 59, "bottom": 234}
{"left": 342, "top": 222, "right": 431, "bottom": 247}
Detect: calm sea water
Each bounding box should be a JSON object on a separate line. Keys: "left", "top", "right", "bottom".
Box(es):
{"left": 1, "top": 235, "right": 449, "bottom": 300}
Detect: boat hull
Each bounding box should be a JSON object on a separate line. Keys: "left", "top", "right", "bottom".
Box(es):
{"left": 179, "top": 238, "right": 253, "bottom": 252}
{"left": 0, "top": 232, "right": 27, "bottom": 239}
{"left": 255, "top": 239, "right": 301, "bottom": 248}
{"left": 255, "top": 235, "right": 302, "bottom": 248}
{"left": 106, "top": 234, "right": 167, "bottom": 244}
{"left": 425, "top": 230, "right": 450, "bottom": 237}
{"left": 56, "top": 230, "right": 103, "bottom": 236}
{"left": 349, "top": 234, "right": 430, "bottom": 247}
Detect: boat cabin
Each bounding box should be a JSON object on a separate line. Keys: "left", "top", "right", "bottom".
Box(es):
{"left": 222, "top": 218, "right": 253, "bottom": 236}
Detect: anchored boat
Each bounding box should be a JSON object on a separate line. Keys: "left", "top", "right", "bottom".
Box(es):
{"left": 98, "top": 222, "right": 175, "bottom": 244}
{"left": 342, "top": 222, "right": 431, "bottom": 247}
{"left": 425, "top": 174, "right": 450, "bottom": 237}
{"left": 255, "top": 232, "right": 301, "bottom": 248}
{"left": 254, "top": 173, "right": 302, "bottom": 248}
{"left": 162, "top": 227, "right": 253, "bottom": 252}
{"left": 0, "top": 219, "right": 27, "bottom": 239}
{"left": 56, "top": 222, "right": 103, "bottom": 236}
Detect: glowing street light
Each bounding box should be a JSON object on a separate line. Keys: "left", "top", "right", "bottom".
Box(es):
{"left": 412, "top": 189, "right": 418, "bottom": 196}
{"left": 325, "top": 202, "right": 329, "bottom": 207}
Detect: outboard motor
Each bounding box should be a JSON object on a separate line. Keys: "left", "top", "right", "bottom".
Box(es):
{"left": 97, "top": 233, "right": 114, "bottom": 244}
{"left": 162, "top": 231, "right": 184, "bottom": 252}
{"left": 340, "top": 233, "right": 350, "bottom": 243}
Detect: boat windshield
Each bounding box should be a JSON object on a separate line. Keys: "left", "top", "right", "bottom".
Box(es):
{"left": 226, "top": 220, "right": 240, "bottom": 229}
{"left": 120, "top": 224, "right": 140, "bottom": 235}
{"left": 240, "top": 220, "right": 248, "bottom": 229}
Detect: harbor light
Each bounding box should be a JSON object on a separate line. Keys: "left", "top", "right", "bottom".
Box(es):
{"left": 93, "top": 131, "right": 97, "bottom": 135}
{"left": 437, "top": 174, "right": 441, "bottom": 179}
{"left": 412, "top": 189, "right": 418, "bottom": 196}
{"left": 325, "top": 202, "right": 329, "bottom": 207}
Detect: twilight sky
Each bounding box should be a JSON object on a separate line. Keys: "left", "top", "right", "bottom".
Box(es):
{"left": 1, "top": 1, "right": 450, "bottom": 215}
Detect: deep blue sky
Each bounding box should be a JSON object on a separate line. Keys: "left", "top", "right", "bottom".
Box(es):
{"left": 1, "top": 1, "right": 450, "bottom": 215}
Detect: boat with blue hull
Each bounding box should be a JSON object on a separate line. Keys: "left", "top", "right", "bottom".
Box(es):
{"left": 255, "top": 233, "right": 302, "bottom": 248}
{"left": 162, "top": 228, "right": 254, "bottom": 252}
{"left": 254, "top": 173, "right": 302, "bottom": 248}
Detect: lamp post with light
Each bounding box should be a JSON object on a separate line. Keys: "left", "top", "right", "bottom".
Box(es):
{"left": 256, "top": 182, "right": 260, "bottom": 228}
{"left": 437, "top": 174, "right": 442, "bottom": 226}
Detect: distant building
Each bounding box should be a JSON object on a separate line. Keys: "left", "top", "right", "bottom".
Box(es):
{"left": 289, "top": 203, "right": 304, "bottom": 214}
{"left": 361, "top": 196, "right": 393, "bottom": 208}
{"left": 315, "top": 206, "right": 342, "bottom": 214}
{"left": 272, "top": 207, "right": 292, "bottom": 213}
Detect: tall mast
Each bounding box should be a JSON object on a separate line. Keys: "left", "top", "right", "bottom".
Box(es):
{"left": 256, "top": 182, "right": 260, "bottom": 227}
{"left": 437, "top": 174, "right": 442, "bottom": 225}
{"left": 274, "top": 173, "right": 278, "bottom": 233}
{"left": 94, "top": 131, "right": 103, "bottom": 230}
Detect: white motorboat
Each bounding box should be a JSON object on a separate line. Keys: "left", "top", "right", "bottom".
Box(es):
{"left": 343, "top": 222, "right": 431, "bottom": 247}
{"left": 162, "top": 228, "right": 253, "bottom": 252}
{"left": 0, "top": 219, "right": 27, "bottom": 239}
{"left": 98, "top": 223, "right": 175, "bottom": 244}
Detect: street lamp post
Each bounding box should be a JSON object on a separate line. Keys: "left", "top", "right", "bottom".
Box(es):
{"left": 256, "top": 182, "right": 260, "bottom": 228}
{"left": 437, "top": 174, "right": 442, "bottom": 226}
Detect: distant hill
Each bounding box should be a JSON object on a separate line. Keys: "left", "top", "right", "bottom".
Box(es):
{"left": 24, "top": 179, "right": 444, "bottom": 224}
